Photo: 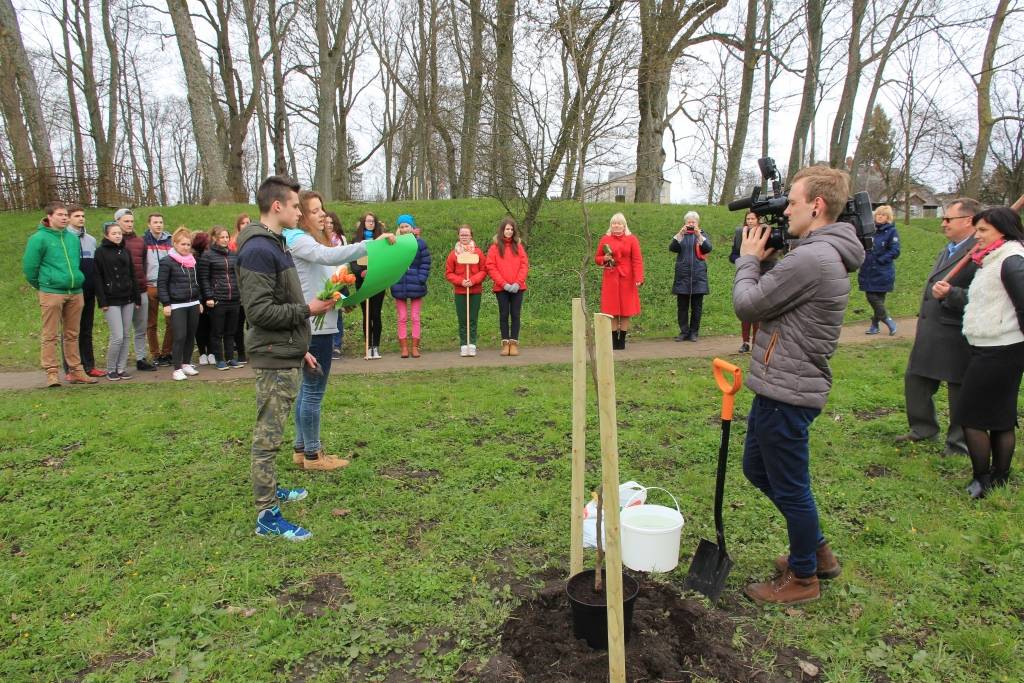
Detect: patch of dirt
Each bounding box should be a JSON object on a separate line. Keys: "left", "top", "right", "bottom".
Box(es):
{"left": 378, "top": 463, "right": 441, "bottom": 490}
{"left": 854, "top": 407, "right": 898, "bottom": 421}
{"left": 66, "top": 650, "right": 153, "bottom": 682}
{"left": 405, "top": 519, "right": 440, "bottom": 549}
{"left": 277, "top": 573, "right": 350, "bottom": 617}
{"left": 469, "top": 577, "right": 823, "bottom": 683}
{"left": 505, "top": 407, "right": 518, "bottom": 418}
{"left": 514, "top": 386, "right": 530, "bottom": 396}
{"left": 865, "top": 464, "right": 894, "bottom": 478}
{"left": 41, "top": 456, "right": 66, "bottom": 469}
{"left": 61, "top": 441, "right": 84, "bottom": 453}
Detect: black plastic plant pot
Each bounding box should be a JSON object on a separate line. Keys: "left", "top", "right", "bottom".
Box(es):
{"left": 565, "top": 569, "right": 641, "bottom": 650}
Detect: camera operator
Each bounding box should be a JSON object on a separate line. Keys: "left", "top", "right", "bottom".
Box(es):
{"left": 732, "top": 165, "right": 865, "bottom": 605}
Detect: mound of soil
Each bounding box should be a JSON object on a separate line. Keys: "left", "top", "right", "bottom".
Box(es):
{"left": 470, "top": 575, "right": 821, "bottom": 683}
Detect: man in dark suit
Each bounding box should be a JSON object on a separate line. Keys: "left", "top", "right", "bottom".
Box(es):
{"left": 897, "top": 197, "right": 983, "bottom": 454}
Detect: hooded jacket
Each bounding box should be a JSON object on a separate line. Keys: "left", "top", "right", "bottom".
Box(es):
{"left": 857, "top": 222, "right": 900, "bottom": 293}
{"left": 198, "top": 243, "right": 241, "bottom": 305}
{"left": 391, "top": 237, "right": 432, "bottom": 299}
{"left": 157, "top": 251, "right": 201, "bottom": 306}
{"left": 22, "top": 223, "right": 84, "bottom": 294}
{"left": 733, "top": 222, "right": 865, "bottom": 409}
{"left": 669, "top": 229, "right": 712, "bottom": 295}
{"left": 94, "top": 238, "right": 141, "bottom": 308}
{"left": 235, "top": 222, "right": 312, "bottom": 369}
{"left": 122, "top": 230, "right": 148, "bottom": 292}
{"left": 485, "top": 237, "right": 529, "bottom": 293}
{"left": 68, "top": 225, "right": 97, "bottom": 295}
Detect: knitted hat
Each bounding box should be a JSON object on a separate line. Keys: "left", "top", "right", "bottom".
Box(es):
{"left": 114, "top": 208, "right": 133, "bottom": 221}
{"left": 396, "top": 213, "right": 416, "bottom": 228}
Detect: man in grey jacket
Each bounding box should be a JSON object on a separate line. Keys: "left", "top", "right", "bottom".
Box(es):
{"left": 733, "top": 165, "right": 865, "bottom": 605}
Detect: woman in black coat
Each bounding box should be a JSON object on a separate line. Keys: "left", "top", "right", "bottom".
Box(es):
{"left": 158, "top": 227, "right": 202, "bottom": 379}
{"left": 198, "top": 226, "right": 242, "bottom": 369}
{"left": 669, "top": 210, "right": 712, "bottom": 341}
{"left": 94, "top": 222, "right": 141, "bottom": 380}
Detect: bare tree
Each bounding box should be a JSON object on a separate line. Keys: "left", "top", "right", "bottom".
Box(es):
{"left": 634, "top": 0, "right": 729, "bottom": 203}
{"left": 785, "top": 0, "right": 822, "bottom": 180}
{"left": 718, "top": 0, "right": 758, "bottom": 204}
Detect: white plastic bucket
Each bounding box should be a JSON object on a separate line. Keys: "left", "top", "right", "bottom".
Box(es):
{"left": 620, "top": 487, "right": 684, "bottom": 572}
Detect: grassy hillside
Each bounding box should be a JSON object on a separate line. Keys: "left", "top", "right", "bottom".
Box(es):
{"left": 2, "top": 199, "right": 945, "bottom": 369}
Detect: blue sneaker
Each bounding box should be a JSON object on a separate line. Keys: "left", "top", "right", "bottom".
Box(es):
{"left": 255, "top": 506, "right": 311, "bottom": 541}
{"left": 216, "top": 360, "right": 229, "bottom": 371}
{"left": 276, "top": 486, "right": 308, "bottom": 503}
{"left": 227, "top": 360, "right": 243, "bottom": 368}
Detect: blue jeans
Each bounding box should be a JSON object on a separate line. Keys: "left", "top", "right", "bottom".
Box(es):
{"left": 333, "top": 312, "right": 343, "bottom": 351}
{"left": 293, "top": 334, "right": 334, "bottom": 455}
{"left": 742, "top": 395, "right": 824, "bottom": 578}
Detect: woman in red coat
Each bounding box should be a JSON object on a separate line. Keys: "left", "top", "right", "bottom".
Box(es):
{"left": 445, "top": 224, "right": 488, "bottom": 356}
{"left": 595, "top": 212, "right": 644, "bottom": 350}
{"left": 486, "top": 217, "right": 529, "bottom": 357}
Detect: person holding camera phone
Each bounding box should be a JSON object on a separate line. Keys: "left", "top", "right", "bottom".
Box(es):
{"left": 729, "top": 211, "right": 777, "bottom": 352}
{"left": 733, "top": 165, "right": 865, "bottom": 605}
{"left": 669, "top": 210, "right": 712, "bottom": 341}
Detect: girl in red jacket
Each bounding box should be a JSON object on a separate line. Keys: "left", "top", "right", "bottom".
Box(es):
{"left": 485, "top": 217, "right": 529, "bottom": 356}
{"left": 595, "top": 212, "right": 644, "bottom": 350}
{"left": 445, "top": 224, "right": 487, "bottom": 356}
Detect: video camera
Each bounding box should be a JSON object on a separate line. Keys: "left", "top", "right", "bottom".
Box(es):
{"left": 727, "top": 157, "right": 876, "bottom": 251}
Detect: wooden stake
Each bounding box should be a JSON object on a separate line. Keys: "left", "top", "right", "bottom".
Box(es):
{"left": 593, "top": 313, "right": 625, "bottom": 683}
{"left": 570, "top": 298, "right": 586, "bottom": 577}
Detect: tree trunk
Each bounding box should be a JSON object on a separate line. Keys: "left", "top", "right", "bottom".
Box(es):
{"left": 965, "top": 0, "right": 1010, "bottom": 198}
{"left": 491, "top": 0, "right": 516, "bottom": 199}
{"left": 0, "top": 0, "right": 55, "bottom": 204}
{"left": 827, "top": 0, "right": 865, "bottom": 168}
{"left": 166, "top": 0, "right": 233, "bottom": 203}
{"left": 719, "top": 0, "right": 759, "bottom": 204}
{"left": 786, "top": 0, "right": 823, "bottom": 180}
{"left": 455, "top": 0, "right": 484, "bottom": 198}
{"left": 313, "top": 0, "right": 352, "bottom": 200}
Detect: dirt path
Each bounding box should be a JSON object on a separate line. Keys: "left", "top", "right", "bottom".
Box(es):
{"left": 0, "top": 317, "right": 917, "bottom": 391}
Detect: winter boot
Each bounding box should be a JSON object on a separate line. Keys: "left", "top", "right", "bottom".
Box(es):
{"left": 400, "top": 338, "right": 409, "bottom": 358}
{"left": 774, "top": 541, "right": 842, "bottom": 579}
{"left": 500, "top": 340, "right": 511, "bottom": 356}
{"left": 411, "top": 338, "right": 421, "bottom": 358}
{"left": 883, "top": 317, "right": 897, "bottom": 336}
{"left": 509, "top": 340, "right": 519, "bottom": 356}
{"left": 745, "top": 569, "right": 820, "bottom": 605}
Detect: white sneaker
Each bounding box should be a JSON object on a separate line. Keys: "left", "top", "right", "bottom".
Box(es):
{"left": 182, "top": 364, "right": 199, "bottom": 376}
{"left": 468, "top": 344, "right": 477, "bottom": 356}
{"left": 198, "top": 354, "right": 209, "bottom": 365}
{"left": 172, "top": 369, "right": 188, "bottom": 381}
{"left": 371, "top": 347, "right": 382, "bottom": 359}
{"left": 460, "top": 345, "right": 469, "bottom": 357}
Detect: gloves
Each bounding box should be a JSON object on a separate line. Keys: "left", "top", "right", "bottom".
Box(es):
{"left": 503, "top": 283, "right": 515, "bottom": 293}
{"left": 510, "top": 283, "right": 520, "bottom": 293}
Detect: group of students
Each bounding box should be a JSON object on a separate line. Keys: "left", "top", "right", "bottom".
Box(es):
{"left": 22, "top": 204, "right": 252, "bottom": 385}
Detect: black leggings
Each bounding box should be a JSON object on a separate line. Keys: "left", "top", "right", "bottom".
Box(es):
{"left": 234, "top": 306, "right": 247, "bottom": 360}
{"left": 209, "top": 302, "right": 240, "bottom": 361}
{"left": 495, "top": 290, "right": 523, "bottom": 340}
{"left": 964, "top": 428, "right": 1016, "bottom": 479}
{"left": 361, "top": 292, "right": 385, "bottom": 347}
{"left": 865, "top": 292, "right": 889, "bottom": 324}
{"left": 676, "top": 294, "right": 704, "bottom": 336}
{"left": 170, "top": 306, "right": 199, "bottom": 369}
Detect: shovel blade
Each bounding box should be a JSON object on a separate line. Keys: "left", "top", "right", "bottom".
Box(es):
{"left": 684, "top": 538, "right": 733, "bottom": 602}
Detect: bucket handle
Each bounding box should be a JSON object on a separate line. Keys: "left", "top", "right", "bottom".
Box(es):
{"left": 621, "top": 485, "right": 647, "bottom": 508}
{"left": 639, "top": 486, "right": 681, "bottom": 514}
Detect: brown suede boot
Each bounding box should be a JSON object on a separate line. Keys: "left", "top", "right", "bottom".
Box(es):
{"left": 46, "top": 370, "right": 61, "bottom": 388}
{"left": 500, "top": 340, "right": 511, "bottom": 356}
{"left": 411, "top": 338, "right": 421, "bottom": 358}
{"left": 293, "top": 449, "right": 305, "bottom": 467}
{"left": 400, "top": 338, "right": 409, "bottom": 358}
{"left": 745, "top": 569, "right": 819, "bottom": 605}
{"left": 68, "top": 370, "right": 98, "bottom": 385}
{"left": 303, "top": 450, "right": 350, "bottom": 471}
{"left": 773, "top": 542, "right": 842, "bottom": 579}
{"left": 509, "top": 340, "right": 519, "bottom": 356}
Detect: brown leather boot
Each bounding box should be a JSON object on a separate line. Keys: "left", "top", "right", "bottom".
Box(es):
{"left": 773, "top": 542, "right": 842, "bottom": 579}
{"left": 745, "top": 569, "right": 819, "bottom": 605}
{"left": 68, "top": 369, "right": 98, "bottom": 385}
{"left": 293, "top": 449, "right": 305, "bottom": 467}
{"left": 411, "top": 338, "right": 421, "bottom": 358}
{"left": 509, "top": 340, "right": 519, "bottom": 356}
{"left": 400, "top": 338, "right": 409, "bottom": 358}
{"left": 303, "top": 450, "right": 350, "bottom": 471}
{"left": 500, "top": 340, "right": 511, "bottom": 356}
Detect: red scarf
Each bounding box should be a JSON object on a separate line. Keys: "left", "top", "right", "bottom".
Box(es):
{"left": 971, "top": 238, "right": 1006, "bottom": 266}
{"left": 686, "top": 230, "right": 707, "bottom": 261}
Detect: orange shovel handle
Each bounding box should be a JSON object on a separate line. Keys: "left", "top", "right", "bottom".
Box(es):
{"left": 712, "top": 358, "right": 743, "bottom": 421}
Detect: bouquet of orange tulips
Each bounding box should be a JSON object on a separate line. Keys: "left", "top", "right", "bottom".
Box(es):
{"left": 312, "top": 265, "right": 357, "bottom": 330}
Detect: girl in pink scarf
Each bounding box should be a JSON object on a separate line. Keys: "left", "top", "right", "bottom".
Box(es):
{"left": 157, "top": 227, "right": 202, "bottom": 380}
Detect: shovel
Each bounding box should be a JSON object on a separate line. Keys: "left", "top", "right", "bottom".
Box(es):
{"left": 684, "top": 357, "right": 743, "bottom": 602}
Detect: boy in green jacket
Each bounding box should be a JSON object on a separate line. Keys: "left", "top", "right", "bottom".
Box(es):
{"left": 22, "top": 202, "right": 98, "bottom": 387}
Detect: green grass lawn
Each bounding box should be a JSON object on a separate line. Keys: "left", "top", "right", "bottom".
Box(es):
{"left": 3, "top": 199, "right": 944, "bottom": 370}
{"left": 2, "top": 343, "right": 1021, "bottom": 681}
